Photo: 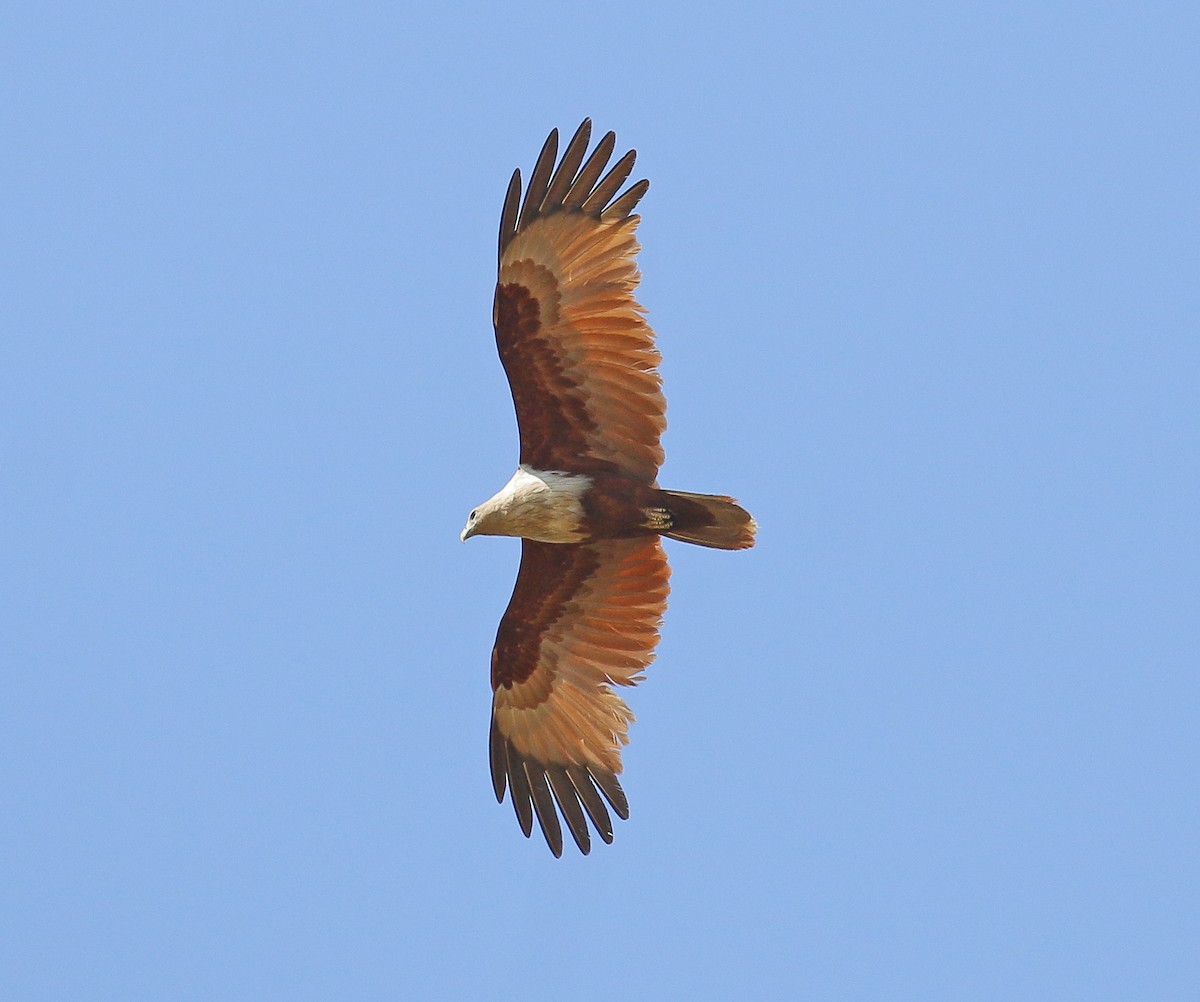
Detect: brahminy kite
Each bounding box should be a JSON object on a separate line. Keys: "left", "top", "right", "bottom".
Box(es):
{"left": 462, "top": 120, "right": 756, "bottom": 855}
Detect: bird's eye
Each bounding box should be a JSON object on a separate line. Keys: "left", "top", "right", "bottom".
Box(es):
{"left": 470, "top": 510, "right": 478, "bottom": 522}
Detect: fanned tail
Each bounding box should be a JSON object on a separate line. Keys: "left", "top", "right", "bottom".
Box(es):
{"left": 661, "top": 490, "right": 757, "bottom": 550}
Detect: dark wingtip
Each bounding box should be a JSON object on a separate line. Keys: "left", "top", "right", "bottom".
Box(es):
{"left": 498, "top": 168, "right": 522, "bottom": 262}
{"left": 493, "top": 726, "right": 631, "bottom": 855}
{"left": 602, "top": 177, "right": 651, "bottom": 222}
{"left": 517, "top": 127, "right": 559, "bottom": 231}
{"left": 592, "top": 768, "right": 630, "bottom": 821}
{"left": 502, "top": 122, "right": 648, "bottom": 244}
{"left": 488, "top": 716, "right": 508, "bottom": 803}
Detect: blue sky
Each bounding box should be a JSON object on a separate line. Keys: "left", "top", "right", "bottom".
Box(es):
{"left": 3, "top": 2, "right": 1197, "bottom": 999}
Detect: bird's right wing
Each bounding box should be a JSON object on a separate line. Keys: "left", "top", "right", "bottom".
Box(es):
{"left": 489, "top": 537, "right": 670, "bottom": 856}
{"left": 493, "top": 119, "right": 666, "bottom": 484}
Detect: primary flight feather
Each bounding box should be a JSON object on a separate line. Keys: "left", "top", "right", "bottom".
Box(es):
{"left": 463, "top": 120, "right": 756, "bottom": 856}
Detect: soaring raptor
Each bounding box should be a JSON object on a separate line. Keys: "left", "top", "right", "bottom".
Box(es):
{"left": 462, "top": 120, "right": 756, "bottom": 855}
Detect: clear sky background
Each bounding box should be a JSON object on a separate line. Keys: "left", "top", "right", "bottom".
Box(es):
{"left": 3, "top": 3, "right": 1197, "bottom": 999}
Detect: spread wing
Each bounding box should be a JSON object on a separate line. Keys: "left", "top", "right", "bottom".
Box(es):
{"left": 489, "top": 537, "right": 670, "bottom": 855}
{"left": 493, "top": 119, "right": 666, "bottom": 484}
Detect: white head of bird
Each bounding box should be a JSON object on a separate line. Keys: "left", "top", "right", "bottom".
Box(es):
{"left": 461, "top": 466, "right": 590, "bottom": 544}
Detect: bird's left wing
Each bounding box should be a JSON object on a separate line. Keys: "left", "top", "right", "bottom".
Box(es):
{"left": 489, "top": 537, "right": 670, "bottom": 856}
{"left": 493, "top": 120, "right": 665, "bottom": 484}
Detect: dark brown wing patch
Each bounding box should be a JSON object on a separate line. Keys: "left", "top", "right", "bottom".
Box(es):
{"left": 493, "top": 281, "right": 616, "bottom": 476}
{"left": 490, "top": 541, "right": 599, "bottom": 690}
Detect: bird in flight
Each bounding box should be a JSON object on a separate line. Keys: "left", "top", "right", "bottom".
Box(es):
{"left": 462, "top": 120, "right": 756, "bottom": 856}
